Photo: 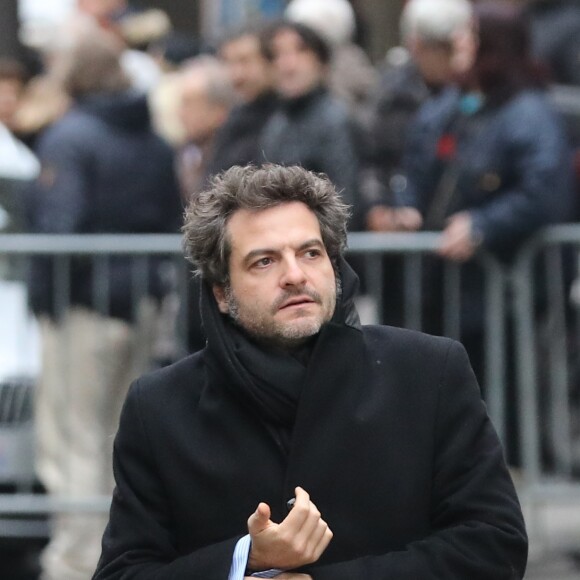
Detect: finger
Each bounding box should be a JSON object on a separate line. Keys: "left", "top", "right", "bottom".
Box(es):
{"left": 398, "top": 208, "right": 422, "bottom": 231}
{"left": 248, "top": 502, "right": 271, "bottom": 534}
{"left": 437, "top": 240, "right": 452, "bottom": 258}
{"left": 447, "top": 237, "right": 474, "bottom": 261}
{"left": 439, "top": 244, "right": 458, "bottom": 260}
{"left": 367, "top": 207, "right": 393, "bottom": 231}
{"left": 294, "top": 486, "right": 309, "bottom": 506}
{"left": 304, "top": 515, "right": 330, "bottom": 551}
{"left": 310, "top": 520, "right": 333, "bottom": 560}
{"left": 443, "top": 247, "right": 466, "bottom": 262}
{"left": 438, "top": 246, "right": 461, "bottom": 262}
{"left": 438, "top": 228, "right": 463, "bottom": 255}
{"left": 282, "top": 487, "right": 311, "bottom": 530}
{"left": 294, "top": 500, "right": 322, "bottom": 540}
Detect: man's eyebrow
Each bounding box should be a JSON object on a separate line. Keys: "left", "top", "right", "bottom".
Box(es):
{"left": 242, "top": 238, "right": 325, "bottom": 266}
{"left": 242, "top": 247, "right": 277, "bottom": 267}
{"left": 297, "top": 238, "right": 325, "bottom": 252}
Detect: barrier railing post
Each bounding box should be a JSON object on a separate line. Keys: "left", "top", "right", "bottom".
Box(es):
{"left": 443, "top": 261, "right": 461, "bottom": 340}
{"left": 364, "top": 254, "right": 384, "bottom": 323}
{"left": 512, "top": 242, "right": 542, "bottom": 483}
{"left": 544, "top": 247, "right": 573, "bottom": 475}
{"left": 403, "top": 254, "right": 423, "bottom": 331}
{"left": 483, "top": 254, "right": 507, "bottom": 448}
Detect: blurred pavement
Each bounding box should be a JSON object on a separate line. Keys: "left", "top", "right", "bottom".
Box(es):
{"left": 522, "top": 484, "right": 580, "bottom": 579}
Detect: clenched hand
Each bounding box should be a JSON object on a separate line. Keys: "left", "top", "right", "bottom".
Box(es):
{"left": 247, "top": 487, "right": 333, "bottom": 571}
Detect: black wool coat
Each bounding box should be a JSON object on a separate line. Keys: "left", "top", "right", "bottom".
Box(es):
{"left": 94, "top": 276, "right": 527, "bottom": 579}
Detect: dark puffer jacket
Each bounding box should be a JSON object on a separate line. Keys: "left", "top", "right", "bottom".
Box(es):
{"left": 402, "top": 86, "right": 574, "bottom": 258}
{"left": 27, "top": 91, "right": 183, "bottom": 320}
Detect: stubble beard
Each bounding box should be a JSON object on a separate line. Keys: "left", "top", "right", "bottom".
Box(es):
{"left": 225, "top": 279, "right": 341, "bottom": 350}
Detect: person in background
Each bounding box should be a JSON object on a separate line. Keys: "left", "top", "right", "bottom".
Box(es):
{"left": 259, "top": 20, "right": 362, "bottom": 227}
{"left": 284, "top": 0, "right": 377, "bottom": 122}
{"left": 395, "top": 1, "right": 574, "bottom": 463}
{"left": 362, "top": 0, "right": 473, "bottom": 222}
{"left": 358, "top": 0, "right": 472, "bottom": 327}
{"left": 10, "top": 71, "right": 70, "bottom": 151}
{"left": 74, "top": 0, "right": 162, "bottom": 92}
{"left": 26, "top": 29, "right": 182, "bottom": 580}
{"left": 176, "top": 55, "right": 236, "bottom": 199}
{"left": 0, "top": 57, "right": 39, "bottom": 281}
{"left": 93, "top": 163, "right": 527, "bottom": 580}
{"left": 175, "top": 55, "right": 237, "bottom": 353}
{"left": 0, "top": 58, "right": 28, "bottom": 133}
{"left": 205, "top": 23, "right": 278, "bottom": 175}
{"left": 400, "top": 0, "right": 572, "bottom": 271}
{"left": 146, "top": 34, "right": 206, "bottom": 148}
{"left": 524, "top": 0, "right": 580, "bottom": 87}
{"left": 0, "top": 58, "right": 39, "bottom": 193}
{"left": 523, "top": 0, "right": 580, "bottom": 201}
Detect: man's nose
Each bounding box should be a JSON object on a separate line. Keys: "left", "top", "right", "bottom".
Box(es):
{"left": 280, "top": 257, "right": 307, "bottom": 286}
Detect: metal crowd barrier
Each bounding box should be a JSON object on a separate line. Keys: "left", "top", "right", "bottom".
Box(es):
{"left": 0, "top": 230, "right": 577, "bottom": 536}
{"left": 512, "top": 225, "right": 580, "bottom": 504}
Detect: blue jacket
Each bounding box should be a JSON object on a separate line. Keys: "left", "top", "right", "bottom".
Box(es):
{"left": 402, "top": 87, "right": 574, "bottom": 258}
{"left": 27, "top": 91, "right": 183, "bottom": 320}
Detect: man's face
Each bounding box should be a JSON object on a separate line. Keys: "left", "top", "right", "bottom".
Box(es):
{"left": 213, "top": 201, "right": 337, "bottom": 349}
{"left": 410, "top": 38, "right": 455, "bottom": 87}
{"left": 220, "top": 35, "right": 273, "bottom": 103}
{"left": 179, "top": 73, "right": 228, "bottom": 144}
{"left": 409, "top": 22, "right": 477, "bottom": 88}
{"left": 269, "top": 28, "right": 327, "bottom": 99}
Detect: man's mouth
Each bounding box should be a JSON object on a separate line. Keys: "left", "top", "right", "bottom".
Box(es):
{"left": 278, "top": 296, "right": 316, "bottom": 310}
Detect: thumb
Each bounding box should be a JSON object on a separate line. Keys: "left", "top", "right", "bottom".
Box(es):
{"left": 248, "top": 502, "right": 271, "bottom": 534}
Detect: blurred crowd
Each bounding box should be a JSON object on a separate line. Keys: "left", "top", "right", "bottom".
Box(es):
{"left": 2, "top": 0, "right": 580, "bottom": 247}
{"left": 2, "top": 0, "right": 580, "bottom": 578}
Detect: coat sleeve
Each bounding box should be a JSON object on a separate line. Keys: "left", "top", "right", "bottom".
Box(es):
{"left": 303, "top": 340, "right": 528, "bottom": 580}
{"left": 93, "top": 380, "right": 240, "bottom": 580}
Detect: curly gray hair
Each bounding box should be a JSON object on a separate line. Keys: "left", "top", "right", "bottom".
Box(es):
{"left": 182, "top": 164, "right": 350, "bottom": 286}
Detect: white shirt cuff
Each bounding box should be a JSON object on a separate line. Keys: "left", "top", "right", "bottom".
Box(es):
{"left": 228, "top": 534, "right": 284, "bottom": 579}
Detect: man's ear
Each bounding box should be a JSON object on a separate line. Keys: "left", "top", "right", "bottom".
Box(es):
{"left": 212, "top": 285, "right": 229, "bottom": 314}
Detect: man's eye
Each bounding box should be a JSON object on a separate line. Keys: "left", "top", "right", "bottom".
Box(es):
{"left": 305, "top": 249, "right": 321, "bottom": 258}
{"left": 254, "top": 257, "right": 272, "bottom": 268}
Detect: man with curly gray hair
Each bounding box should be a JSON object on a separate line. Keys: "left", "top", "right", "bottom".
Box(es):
{"left": 95, "top": 164, "right": 527, "bottom": 580}
{"left": 183, "top": 164, "right": 349, "bottom": 285}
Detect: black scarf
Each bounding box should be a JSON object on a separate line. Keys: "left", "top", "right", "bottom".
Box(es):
{"left": 201, "top": 257, "right": 361, "bottom": 443}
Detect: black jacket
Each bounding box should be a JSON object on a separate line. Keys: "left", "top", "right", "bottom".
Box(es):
{"left": 260, "top": 87, "right": 361, "bottom": 225}
{"left": 206, "top": 91, "right": 278, "bottom": 177}
{"left": 27, "top": 91, "right": 183, "bottom": 320}
{"left": 94, "top": 261, "right": 527, "bottom": 579}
